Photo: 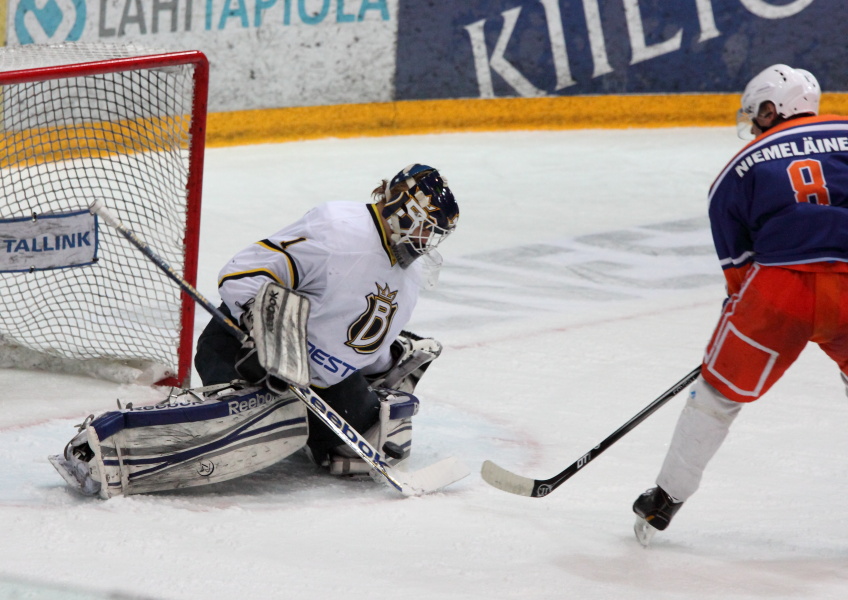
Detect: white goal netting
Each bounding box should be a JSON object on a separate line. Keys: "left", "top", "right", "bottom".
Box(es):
{"left": 0, "top": 43, "right": 207, "bottom": 385}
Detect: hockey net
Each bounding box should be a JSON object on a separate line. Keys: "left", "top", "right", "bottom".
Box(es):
{"left": 0, "top": 43, "right": 208, "bottom": 386}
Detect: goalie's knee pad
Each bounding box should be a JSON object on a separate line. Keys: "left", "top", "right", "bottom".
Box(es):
{"left": 369, "top": 330, "right": 442, "bottom": 394}
{"left": 49, "top": 384, "right": 308, "bottom": 498}
{"left": 328, "top": 389, "right": 419, "bottom": 476}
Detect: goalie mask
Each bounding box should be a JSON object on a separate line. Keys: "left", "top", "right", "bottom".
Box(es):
{"left": 381, "top": 164, "right": 459, "bottom": 269}
{"left": 736, "top": 64, "right": 820, "bottom": 139}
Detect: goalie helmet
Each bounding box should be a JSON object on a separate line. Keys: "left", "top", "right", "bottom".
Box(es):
{"left": 737, "top": 64, "right": 820, "bottom": 138}
{"left": 381, "top": 164, "right": 459, "bottom": 268}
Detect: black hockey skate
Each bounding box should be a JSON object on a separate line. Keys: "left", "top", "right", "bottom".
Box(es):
{"left": 632, "top": 487, "right": 683, "bottom": 546}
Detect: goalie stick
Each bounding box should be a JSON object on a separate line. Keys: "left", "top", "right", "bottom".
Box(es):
{"left": 481, "top": 366, "right": 701, "bottom": 498}
{"left": 90, "top": 200, "right": 469, "bottom": 496}
{"left": 90, "top": 199, "right": 248, "bottom": 346}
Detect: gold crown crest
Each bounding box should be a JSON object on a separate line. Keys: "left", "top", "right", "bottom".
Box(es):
{"left": 375, "top": 283, "right": 398, "bottom": 301}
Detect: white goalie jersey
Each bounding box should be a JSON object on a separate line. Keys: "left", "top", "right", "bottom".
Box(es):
{"left": 218, "top": 201, "right": 423, "bottom": 388}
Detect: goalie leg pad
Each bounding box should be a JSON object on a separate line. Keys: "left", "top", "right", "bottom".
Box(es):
{"left": 329, "top": 389, "right": 419, "bottom": 476}
{"left": 50, "top": 386, "right": 308, "bottom": 498}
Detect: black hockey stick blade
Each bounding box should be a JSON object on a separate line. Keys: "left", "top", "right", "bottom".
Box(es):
{"left": 481, "top": 366, "right": 702, "bottom": 498}
{"left": 480, "top": 460, "right": 540, "bottom": 497}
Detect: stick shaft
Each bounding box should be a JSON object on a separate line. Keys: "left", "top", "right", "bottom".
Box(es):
{"left": 543, "top": 366, "right": 701, "bottom": 493}
{"left": 90, "top": 200, "right": 246, "bottom": 344}
{"left": 481, "top": 366, "right": 702, "bottom": 497}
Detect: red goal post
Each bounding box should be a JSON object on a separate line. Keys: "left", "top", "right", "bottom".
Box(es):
{"left": 0, "top": 44, "right": 209, "bottom": 387}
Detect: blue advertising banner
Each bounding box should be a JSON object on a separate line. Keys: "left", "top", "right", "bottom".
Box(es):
{"left": 396, "top": 1, "right": 847, "bottom": 100}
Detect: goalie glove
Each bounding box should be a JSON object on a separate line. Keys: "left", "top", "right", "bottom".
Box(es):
{"left": 368, "top": 331, "right": 442, "bottom": 393}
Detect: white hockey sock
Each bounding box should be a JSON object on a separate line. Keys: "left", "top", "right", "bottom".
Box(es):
{"left": 656, "top": 377, "right": 742, "bottom": 502}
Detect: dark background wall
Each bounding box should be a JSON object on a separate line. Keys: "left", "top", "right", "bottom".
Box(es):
{"left": 396, "top": 1, "right": 845, "bottom": 100}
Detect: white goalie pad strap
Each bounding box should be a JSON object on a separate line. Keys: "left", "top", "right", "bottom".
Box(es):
{"left": 378, "top": 392, "right": 418, "bottom": 460}
{"left": 88, "top": 387, "right": 308, "bottom": 498}
{"left": 253, "top": 281, "right": 310, "bottom": 388}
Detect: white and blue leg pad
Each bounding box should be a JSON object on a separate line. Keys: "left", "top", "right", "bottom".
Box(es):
{"left": 329, "top": 389, "right": 419, "bottom": 476}
{"left": 50, "top": 386, "right": 308, "bottom": 498}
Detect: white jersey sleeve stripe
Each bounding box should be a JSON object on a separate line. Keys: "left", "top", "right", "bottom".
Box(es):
{"left": 218, "top": 267, "right": 285, "bottom": 289}
{"left": 256, "top": 238, "right": 301, "bottom": 288}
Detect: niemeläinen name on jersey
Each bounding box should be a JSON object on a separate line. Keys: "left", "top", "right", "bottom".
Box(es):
{"left": 735, "top": 136, "right": 848, "bottom": 177}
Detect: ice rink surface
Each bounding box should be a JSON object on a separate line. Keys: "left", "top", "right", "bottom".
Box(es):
{"left": 2, "top": 128, "right": 847, "bottom": 599}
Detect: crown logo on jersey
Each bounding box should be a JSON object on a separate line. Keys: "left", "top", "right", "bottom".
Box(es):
{"left": 375, "top": 283, "right": 398, "bottom": 302}
{"left": 346, "top": 283, "right": 399, "bottom": 354}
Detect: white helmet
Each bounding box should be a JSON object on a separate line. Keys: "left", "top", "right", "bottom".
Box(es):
{"left": 740, "top": 64, "right": 820, "bottom": 119}
{"left": 736, "top": 64, "right": 820, "bottom": 139}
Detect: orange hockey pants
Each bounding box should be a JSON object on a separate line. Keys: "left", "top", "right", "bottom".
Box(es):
{"left": 702, "top": 263, "right": 848, "bottom": 402}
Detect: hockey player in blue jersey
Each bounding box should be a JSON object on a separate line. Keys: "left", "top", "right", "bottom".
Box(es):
{"left": 633, "top": 65, "right": 848, "bottom": 544}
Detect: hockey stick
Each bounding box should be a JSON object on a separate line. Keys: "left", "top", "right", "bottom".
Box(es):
{"left": 90, "top": 199, "right": 248, "bottom": 345}
{"left": 91, "top": 200, "right": 469, "bottom": 495}
{"left": 287, "top": 385, "right": 469, "bottom": 495}
{"left": 481, "top": 366, "right": 701, "bottom": 497}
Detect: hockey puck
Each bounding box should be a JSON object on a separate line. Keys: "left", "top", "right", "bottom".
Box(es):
{"left": 382, "top": 441, "right": 404, "bottom": 460}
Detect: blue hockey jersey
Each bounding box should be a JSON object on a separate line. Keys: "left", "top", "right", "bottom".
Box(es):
{"left": 708, "top": 115, "right": 848, "bottom": 294}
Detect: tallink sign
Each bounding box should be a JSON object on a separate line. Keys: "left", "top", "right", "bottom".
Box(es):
{"left": 395, "top": 1, "right": 846, "bottom": 100}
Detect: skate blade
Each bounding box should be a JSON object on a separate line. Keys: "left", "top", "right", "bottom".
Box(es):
{"left": 633, "top": 516, "right": 658, "bottom": 547}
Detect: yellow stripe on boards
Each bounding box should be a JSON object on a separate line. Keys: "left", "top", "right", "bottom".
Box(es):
{"left": 205, "top": 93, "right": 848, "bottom": 147}
{"left": 0, "top": 117, "right": 189, "bottom": 169}
{"left": 5, "top": 93, "right": 847, "bottom": 160}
